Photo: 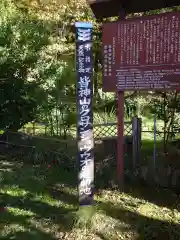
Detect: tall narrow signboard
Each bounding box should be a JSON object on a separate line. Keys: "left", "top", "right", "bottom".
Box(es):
{"left": 75, "top": 22, "right": 94, "bottom": 206}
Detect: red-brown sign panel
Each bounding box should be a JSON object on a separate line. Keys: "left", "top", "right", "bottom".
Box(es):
{"left": 102, "top": 12, "right": 180, "bottom": 92}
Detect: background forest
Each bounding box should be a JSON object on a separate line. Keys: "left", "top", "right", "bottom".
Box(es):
{"left": 0, "top": 0, "right": 180, "bottom": 146}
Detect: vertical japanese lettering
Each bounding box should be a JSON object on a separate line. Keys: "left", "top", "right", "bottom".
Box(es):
{"left": 75, "top": 22, "right": 94, "bottom": 206}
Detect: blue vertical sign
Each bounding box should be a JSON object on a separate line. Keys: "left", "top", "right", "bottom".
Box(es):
{"left": 75, "top": 22, "right": 94, "bottom": 206}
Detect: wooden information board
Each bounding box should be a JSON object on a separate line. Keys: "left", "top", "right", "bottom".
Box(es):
{"left": 102, "top": 12, "right": 180, "bottom": 91}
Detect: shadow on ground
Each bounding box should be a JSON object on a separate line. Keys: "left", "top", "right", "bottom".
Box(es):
{"left": 97, "top": 199, "right": 180, "bottom": 239}
{"left": 94, "top": 139, "right": 180, "bottom": 239}
{"left": 1, "top": 136, "right": 180, "bottom": 239}
{"left": 123, "top": 184, "right": 180, "bottom": 210}
{"left": 0, "top": 160, "right": 78, "bottom": 240}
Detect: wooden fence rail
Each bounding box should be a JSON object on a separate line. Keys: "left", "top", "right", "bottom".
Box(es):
{"left": 93, "top": 121, "right": 132, "bottom": 139}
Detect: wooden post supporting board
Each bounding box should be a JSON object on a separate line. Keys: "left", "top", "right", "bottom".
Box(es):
{"left": 117, "top": 91, "right": 124, "bottom": 186}
{"left": 117, "top": 8, "right": 126, "bottom": 187}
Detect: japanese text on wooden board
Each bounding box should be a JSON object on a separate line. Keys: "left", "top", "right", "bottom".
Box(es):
{"left": 102, "top": 12, "right": 180, "bottom": 91}
{"left": 75, "top": 22, "right": 94, "bottom": 206}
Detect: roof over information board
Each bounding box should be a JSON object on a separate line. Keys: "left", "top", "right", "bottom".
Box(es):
{"left": 88, "top": 0, "right": 180, "bottom": 18}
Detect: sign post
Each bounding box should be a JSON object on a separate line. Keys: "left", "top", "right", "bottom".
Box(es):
{"left": 117, "top": 91, "right": 124, "bottom": 186}
{"left": 116, "top": 10, "right": 126, "bottom": 187}
{"left": 102, "top": 11, "right": 180, "bottom": 185}
{"left": 75, "top": 22, "right": 94, "bottom": 206}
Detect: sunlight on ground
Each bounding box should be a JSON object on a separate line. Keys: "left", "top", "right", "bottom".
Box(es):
{"left": 1, "top": 160, "right": 180, "bottom": 239}
{"left": 8, "top": 207, "right": 35, "bottom": 217}
{"left": 0, "top": 185, "right": 29, "bottom": 197}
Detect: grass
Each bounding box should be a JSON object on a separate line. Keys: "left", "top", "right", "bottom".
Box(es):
{"left": 1, "top": 147, "right": 180, "bottom": 240}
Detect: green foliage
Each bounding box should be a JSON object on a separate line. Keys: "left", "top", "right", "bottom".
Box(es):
{"left": 0, "top": 0, "right": 79, "bottom": 133}
{"left": 0, "top": 4, "right": 50, "bottom": 130}
{"left": 147, "top": 92, "right": 180, "bottom": 150}
{"left": 1, "top": 0, "right": 180, "bottom": 141}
